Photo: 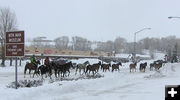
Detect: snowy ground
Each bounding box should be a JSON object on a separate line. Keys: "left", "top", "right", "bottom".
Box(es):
{"left": 0, "top": 53, "right": 179, "bottom": 100}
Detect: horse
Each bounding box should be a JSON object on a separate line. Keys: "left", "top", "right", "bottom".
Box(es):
{"left": 112, "top": 62, "right": 122, "bottom": 72}
{"left": 85, "top": 65, "right": 97, "bottom": 75}
{"left": 101, "top": 63, "right": 111, "bottom": 72}
{"left": 150, "top": 60, "right": 164, "bottom": 71}
{"left": 38, "top": 64, "right": 52, "bottom": 79}
{"left": 139, "top": 62, "right": 147, "bottom": 72}
{"left": 56, "top": 61, "right": 73, "bottom": 77}
{"left": 85, "top": 61, "right": 101, "bottom": 75}
{"left": 49, "top": 61, "right": 59, "bottom": 78}
{"left": 75, "top": 61, "right": 90, "bottom": 75}
{"left": 150, "top": 63, "right": 155, "bottom": 71}
{"left": 154, "top": 62, "right": 163, "bottom": 70}
{"left": 129, "top": 62, "right": 137, "bottom": 73}
{"left": 24, "top": 60, "right": 41, "bottom": 78}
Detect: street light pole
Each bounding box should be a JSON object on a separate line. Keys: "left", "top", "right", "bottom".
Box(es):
{"left": 133, "top": 28, "right": 151, "bottom": 62}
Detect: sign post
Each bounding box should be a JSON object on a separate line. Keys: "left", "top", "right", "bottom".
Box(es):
{"left": 5, "top": 31, "right": 24, "bottom": 89}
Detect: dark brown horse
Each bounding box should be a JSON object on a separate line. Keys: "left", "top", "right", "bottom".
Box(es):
{"left": 38, "top": 64, "right": 52, "bottom": 79}
{"left": 56, "top": 61, "right": 73, "bottom": 77}
{"left": 129, "top": 63, "right": 137, "bottom": 73}
{"left": 112, "top": 62, "right": 122, "bottom": 72}
{"left": 24, "top": 60, "right": 41, "bottom": 78}
{"left": 93, "top": 61, "right": 101, "bottom": 72}
{"left": 85, "top": 61, "right": 101, "bottom": 75}
{"left": 101, "top": 64, "right": 111, "bottom": 72}
{"left": 139, "top": 62, "right": 147, "bottom": 72}
{"left": 150, "top": 63, "right": 155, "bottom": 71}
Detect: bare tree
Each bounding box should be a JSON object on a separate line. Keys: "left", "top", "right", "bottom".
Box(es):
{"left": 94, "top": 41, "right": 106, "bottom": 52}
{"left": 114, "top": 37, "right": 127, "bottom": 53}
{"left": 54, "top": 36, "right": 69, "bottom": 50}
{"left": 72, "top": 36, "right": 91, "bottom": 51}
{"left": 0, "top": 7, "right": 17, "bottom": 66}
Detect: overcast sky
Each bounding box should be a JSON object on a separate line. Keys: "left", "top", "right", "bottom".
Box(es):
{"left": 1, "top": 0, "right": 180, "bottom": 42}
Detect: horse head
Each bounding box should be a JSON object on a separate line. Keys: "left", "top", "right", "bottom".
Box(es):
{"left": 68, "top": 61, "right": 73, "bottom": 68}
{"left": 98, "top": 61, "right": 101, "bottom": 65}
{"left": 118, "top": 62, "right": 122, "bottom": 66}
{"left": 84, "top": 61, "right": 90, "bottom": 65}
{"left": 144, "top": 62, "right": 147, "bottom": 66}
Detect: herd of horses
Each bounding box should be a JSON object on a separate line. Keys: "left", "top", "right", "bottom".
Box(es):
{"left": 24, "top": 59, "right": 165, "bottom": 79}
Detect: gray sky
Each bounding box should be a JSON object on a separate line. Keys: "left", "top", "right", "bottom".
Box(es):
{"left": 1, "top": 0, "right": 180, "bottom": 42}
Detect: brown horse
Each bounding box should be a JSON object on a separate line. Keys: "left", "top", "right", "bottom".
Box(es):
{"left": 101, "top": 64, "right": 111, "bottom": 72}
{"left": 112, "top": 62, "right": 122, "bottom": 72}
{"left": 38, "top": 64, "right": 52, "bottom": 79}
{"left": 24, "top": 60, "right": 41, "bottom": 78}
{"left": 129, "top": 63, "right": 137, "bottom": 73}
{"left": 55, "top": 61, "right": 73, "bottom": 77}
{"left": 85, "top": 61, "right": 101, "bottom": 75}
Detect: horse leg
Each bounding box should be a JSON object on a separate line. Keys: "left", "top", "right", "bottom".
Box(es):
{"left": 54, "top": 70, "right": 57, "bottom": 78}
{"left": 95, "top": 69, "right": 98, "bottom": 74}
{"left": 75, "top": 67, "right": 78, "bottom": 75}
{"left": 63, "top": 71, "right": 66, "bottom": 77}
{"left": 41, "top": 74, "right": 44, "bottom": 80}
{"left": 79, "top": 69, "right": 81, "bottom": 75}
{"left": 49, "top": 74, "right": 52, "bottom": 79}
{"left": 29, "top": 70, "right": 31, "bottom": 78}
{"left": 45, "top": 72, "right": 47, "bottom": 78}
{"left": 49, "top": 73, "right": 52, "bottom": 79}
{"left": 68, "top": 70, "right": 70, "bottom": 76}
{"left": 83, "top": 68, "right": 85, "bottom": 75}
{"left": 33, "top": 72, "right": 35, "bottom": 78}
{"left": 24, "top": 67, "right": 27, "bottom": 78}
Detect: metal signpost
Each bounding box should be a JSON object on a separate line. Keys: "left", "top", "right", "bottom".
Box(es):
{"left": 5, "top": 31, "right": 24, "bottom": 89}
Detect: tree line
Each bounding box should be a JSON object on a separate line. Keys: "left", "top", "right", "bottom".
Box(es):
{"left": 29, "top": 35, "right": 180, "bottom": 57}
